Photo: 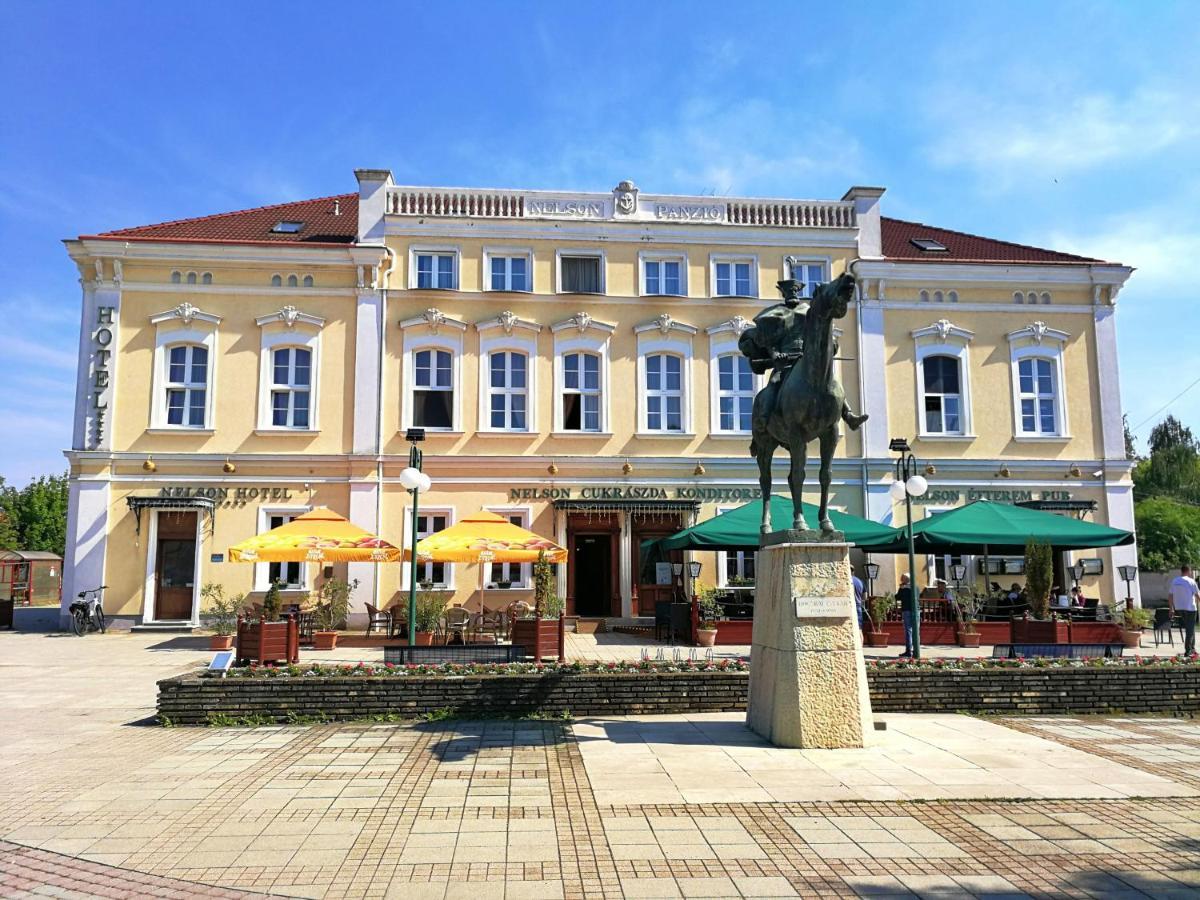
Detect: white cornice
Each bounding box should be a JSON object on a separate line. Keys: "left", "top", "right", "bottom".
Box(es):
{"left": 149, "top": 303, "right": 222, "bottom": 327}
{"left": 911, "top": 319, "right": 974, "bottom": 342}
{"left": 853, "top": 259, "right": 1133, "bottom": 288}
{"left": 255, "top": 306, "right": 326, "bottom": 329}
{"left": 550, "top": 312, "right": 616, "bottom": 335}
{"left": 398, "top": 307, "right": 468, "bottom": 333}
{"left": 69, "top": 239, "right": 358, "bottom": 267}
{"left": 1007, "top": 321, "right": 1070, "bottom": 345}
{"left": 634, "top": 313, "right": 698, "bottom": 336}
{"left": 475, "top": 311, "right": 542, "bottom": 336}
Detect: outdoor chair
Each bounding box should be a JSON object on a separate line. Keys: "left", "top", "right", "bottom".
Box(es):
{"left": 1153, "top": 607, "right": 1175, "bottom": 646}
{"left": 473, "top": 610, "right": 504, "bottom": 644}
{"left": 296, "top": 610, "right": 316, "bottom": 645}
{"left": 443, "top": 606, "right": 472, "bottom": 645}
{"left": 364, "top": 602, "right": 391, "bottom": 637}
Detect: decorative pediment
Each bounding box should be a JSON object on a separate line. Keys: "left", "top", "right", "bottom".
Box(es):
{"left": 1007, "top": 321, "right": 1069, "bottom": 345}
{"left": 911, "top": 318, "right": 974, "bottom": 343}
{"left": 150, "top": 302, "right": 222, "bottom": 327}
{"left": 398, "top": 307, "right": 467, "bottom": 334}
{"left": 255, "top": 306, "right": 325, "bottom": 330}
{"left": 706, "top": 315, "right": 753, "bottom": 337}
{"left": 476, "top": 310, "right": 541, "bottom": 335}
{"left": 634, "top": 313, "right": 697, "bottom": 337}
{"left": 550, "top": 311, "right": 616, "bottom": 335}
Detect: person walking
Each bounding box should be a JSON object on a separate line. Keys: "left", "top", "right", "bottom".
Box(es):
{"left": 1169, "top": 564, "right": 1200, "bottom": 657}
{"left": 896, "top": 573, "right": 916, "bottom": 657}
{"left": 851, "top": 570, "right": 866, "bottom": 631}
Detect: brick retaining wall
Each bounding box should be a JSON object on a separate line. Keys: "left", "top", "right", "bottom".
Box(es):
{"left": 157, "top": 667, "right": 1200, "bottom": 725}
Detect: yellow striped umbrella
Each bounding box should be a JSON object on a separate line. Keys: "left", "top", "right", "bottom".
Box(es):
{"left": 228, "top": 507, "right": 402, "bottom": 563}
{"left": 405, "top": 510, "right": 566, "bottom": 563}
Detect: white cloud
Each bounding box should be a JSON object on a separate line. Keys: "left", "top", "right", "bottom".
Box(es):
{"left": 1039, "top": 213, "right": 1200, "bottom": 293}
{"left": 926, "top": 87, "right": 1197, "bottom": 178}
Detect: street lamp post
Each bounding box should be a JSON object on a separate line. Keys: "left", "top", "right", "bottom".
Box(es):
{"left": 889, "top": 437, "right": 929, "bottom": 658}
{"left": 865, "top": 562, "right": 880, "bottom": 604}
{"left": 1118, "top": 564, "right": 1138, "bottom": 612}
{"left": 399, "top": 428, "right": 430, "bottom": 646}
{"left": 689, "top": 560, "right": 702, "bottom": 601}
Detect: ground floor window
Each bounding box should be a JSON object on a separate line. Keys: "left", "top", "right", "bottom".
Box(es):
{"left": 486, "top": 509, "right": 531, "bottom": 589}
{"left": 415, "top": 511, "right": 450, "bottom": 588}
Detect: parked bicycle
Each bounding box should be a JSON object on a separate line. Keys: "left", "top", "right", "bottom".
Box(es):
{"left": 69, "top": 586, "right": 107, "bottom": 636}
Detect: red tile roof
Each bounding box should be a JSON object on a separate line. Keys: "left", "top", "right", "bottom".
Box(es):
{"left": 81, "top": 193, "right": 358, "bottom": 247}
{"left": 881, "top": 216, "right": 1100, "bottom": 264}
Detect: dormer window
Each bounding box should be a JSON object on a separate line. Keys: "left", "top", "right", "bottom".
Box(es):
{"left": 910, "top": 238, "right": 948, "bottom": 252}
{"left": 271, "top": 221, "right": 304, "bottom": 234}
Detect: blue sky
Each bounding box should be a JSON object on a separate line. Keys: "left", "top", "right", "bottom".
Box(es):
{"left": 1, "top": 1, "right": 1197, "bottom": 485}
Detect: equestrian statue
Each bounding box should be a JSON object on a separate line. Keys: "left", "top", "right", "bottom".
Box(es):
{"left": 739, "top": 268, "right": 867, "bottom": 537}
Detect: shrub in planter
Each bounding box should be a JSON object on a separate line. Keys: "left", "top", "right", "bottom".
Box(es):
{"left": 261, "top": 580, "right": 283, "bottom": 622}
{"left": 414, "top": 590, "right": 446, "bottom": 645}
{"left": 1122, "top": 606, "right": 1152, "bottom": 649}
{"left": 1024, "top": 538, "right": 1053, "bottom": 621}
{"left": 956, "top": 592, "right": 982, "bottom": 648}
{"left": 696, "top": 588, "right": 722, "bottom": 647}
{"left": 865, "top": 593, "right": 895, "bottom": 647}
{"left": 201, "top": 583, "right": 245, "bottom": 651}
{"left": 311, "top": 577, "right": 356, "bottom": 650}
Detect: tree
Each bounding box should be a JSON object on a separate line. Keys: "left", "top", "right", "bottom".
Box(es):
{"left": 1123, "top": 414, "right": 1137, "bottom": 460}
{"left": 1024, "top": 538, "right": 1053, "bottom": 619}
{"left": 1149, "top": 415, "right": 1196, "bottom": 455}
{"left": 13, "top": 475, "right": 68, "bottom": 556}
{"left": 1134, "top": 497, "right": 1200, "bottom": 573}
{"left": 0, "top": 477, "right": 19, "bottom": 551}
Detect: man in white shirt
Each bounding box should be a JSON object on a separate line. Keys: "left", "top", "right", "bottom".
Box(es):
{"left": 1169, "top": 564, "right": 1200, "bottom": 657}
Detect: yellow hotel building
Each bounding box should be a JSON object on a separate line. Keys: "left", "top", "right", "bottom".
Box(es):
{"left": 60, "top": 171, "right": 1139, "bottom": 628}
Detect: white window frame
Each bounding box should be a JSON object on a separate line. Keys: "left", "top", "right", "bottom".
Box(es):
{"left": 476, "top": 314, "right": 541, "bottom": 434}
{"left": 409, "top": 246, "right": 460, "bottom": 291}
{"left": 922, "top": 506, "right": 970, "bottom": 587}
{"left": 148, "top": 304, "right": 221, "bottom": 431}
{"left": 911, "top": 320, "right": 975, "bottom": 440}
{"left": 163, "top": 344, "right": 210, "bottom": 430}
{"left": 254, "top": 308, "right": 325, "bottom": 433}
{"left": 1007, "top": 322, "right": 1070, "bottom": 440}
{"left": 784, "top": 256, "right": 830, "bottom": 299}
{"left": 716, "top": 506, "right": 757, "bottom": 590}
{"left": 483, "top": 247, "right": 533, "bottom": 293}
{"left": 556, "top": 249, "right": 607, "bottom": 294}
{"left": 551, "top": 314, "right": 615, "bottom": 435}
{"left": 639, "top": 250, "right": 688, "bottom": 297}
{"left": 253, "top": 505, "right": 312, "bottom": 592}
{"left": 483, "top": 505, "right": 533, "bottom": 589}
{"left": 403, "top": 505, "right": 455, "bottom": 590}
{"left": 635, "top": 318, "right": 696, "bottom": 436}
{"left": 710, "top": 254, "right": 758, "bottom": 298}
{"left": 400, "top": 311, "right": 467, "bottom": 433}
{"left": 706, "top": 320, "right": 764, "bottom": 436}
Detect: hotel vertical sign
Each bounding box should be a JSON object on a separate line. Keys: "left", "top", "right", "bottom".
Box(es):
{"left": 91, "top": 305, "right": 115, "bottom": 448}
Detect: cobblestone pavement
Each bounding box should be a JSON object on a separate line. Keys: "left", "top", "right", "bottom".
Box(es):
{"left": 3, "top": 631, "right": 1200, "bottom": 899}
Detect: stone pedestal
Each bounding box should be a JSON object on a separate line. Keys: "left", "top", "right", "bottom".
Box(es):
{"left": 746, "top": 541, "right": 873, "bottom": 748}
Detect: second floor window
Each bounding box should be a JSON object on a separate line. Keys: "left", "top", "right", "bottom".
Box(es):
{"left": 416, "top": 253, "right": 455, "bottom": 289}
{"left": 921, "top": 355, "right": 962, "bottom": 434}
{"left": 271, "top": 347, "right": 311, "bottom": 428}
{"left": 645, "top": 353, "right": 683, "bottom": 432}
{"left": 165, "top": 345, "right": 207, "bottom": 427}
{"left": 490, "top": 256, "right": 529, "bottom": 292}
{"left": 562, "top": 351, "right": 601, "bottom": 431}
{"left": 788, "top": 261, "right": 826, "bottom": 297}
{"left": 715, "top": 261, "right": 753, "bottom": 297}
{"left": 413, "top": 348, "right": 453, "bottom": 429}
{"left": 645, "top": 259, "right": 682, "bottom": 296}
{"left": 1018, "top": 357, "right": 1057, "bottom": 434}
{"left": 717, "top": 354, "right": 754, "bottom": 432}
{"left": 489, "top": 351, "right": 528, "bottom": 430}
{"left": 561, "top": 255, "right": 602, "bottom": 293}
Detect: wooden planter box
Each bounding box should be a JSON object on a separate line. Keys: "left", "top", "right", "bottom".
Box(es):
{"left": 1010, "top": 617, "right": 1070, "bottom": 644}
{"left": 235, "top": 615, "right": 299, "bottom": 665}
{"left": 510, "top": 615, "right": 565, "bottom": 662}
{"left": 0, "top": 599, "right": 14, "bottom": 630}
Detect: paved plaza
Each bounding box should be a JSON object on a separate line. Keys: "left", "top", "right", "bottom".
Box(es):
{"left": 2, "top": 632, "right": 1200, "bottom": 899}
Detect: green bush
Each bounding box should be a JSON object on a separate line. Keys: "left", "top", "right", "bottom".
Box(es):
{"left": 1135, "top": 497, "right": 1200, "bottom": 572}
{"left": 697, "top": 586, "right": 723, "bottom": 627}
{"left": 200, "top": 583, "right": 244, "bottom": 636}
{"left": 313, "top": 577, "right": 357, "bottom": 632}
{"left": 261, "top": 580, "right": 282, "bottom": 622}
{"left": 540, "top": 593, "right": 565, "bottom": 620}
{"left": 414, "top": 591, "right": 446, "bottom": 632}
{"left": 868, "top": 593, "right": 895, "bottom": 630}
{"left": 1024, "top": 538, "right": 1053, "bottom": 619}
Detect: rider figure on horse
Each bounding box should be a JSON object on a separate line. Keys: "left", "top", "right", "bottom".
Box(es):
{"left": 738, "top": 278, "right": 869, "bottom": 434}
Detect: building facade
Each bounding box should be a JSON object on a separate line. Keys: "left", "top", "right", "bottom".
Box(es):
{"left": 61, "top": 171, "right": 1138, "bottom": 627}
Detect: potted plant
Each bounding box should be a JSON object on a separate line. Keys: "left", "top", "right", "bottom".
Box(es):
{"left": 1122, "top": 606, "right": 1152, "bottom": 649}
{"left": 1011, "top": 539, "right": 1069, "bottom": 643}
{"left": 201, "top": 582, "right": 243, "bottom": 651}
{"left": 311, "top": 577, "right": 356, "bottom": 651}
{"left": 261, "top": 579, "right": 282, "bottom": 622}
{"left": 414, "top": 591, "right": 445, "bottom": 645}
{"left": 956, "top": 593, "right": 981, "bottom": 649}
{"left": 512, "top": 551, "right": 566, "bottom": 660}
{"left": 696, "top": 588, "right": 722, "bottom": 647}
{"left": 864, "top": 593, "right": 894, "bottom": 648}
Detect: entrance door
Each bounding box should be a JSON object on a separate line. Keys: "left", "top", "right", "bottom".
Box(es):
{"left": 572, "top": 533, "right": 613, "bottom": 617}
{"left": 155, "top": 512, "right": 197, "bottom": 620}
{"left": 632, "top": 513, "right": 687, "bottom": 616}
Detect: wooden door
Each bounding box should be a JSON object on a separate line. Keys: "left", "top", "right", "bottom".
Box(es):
{"left": 565, "top": 513, "right": 620, "bottom": 618}
{"left": 155, "top": 512, "right": 197, "bottom": 620}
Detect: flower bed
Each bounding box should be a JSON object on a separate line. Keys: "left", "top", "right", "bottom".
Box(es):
{"left": 868, "top": 654, "right": 1200, "bottom": 671}
{"left": 226, "top": 658, "right": 750, "bottom": 679}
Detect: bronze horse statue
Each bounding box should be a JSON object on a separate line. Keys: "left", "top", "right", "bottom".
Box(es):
{"left": 749, "top": 271, "right": 857, "bottom": 535}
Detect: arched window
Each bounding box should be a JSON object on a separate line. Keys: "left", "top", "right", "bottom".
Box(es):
{"left": 1040, "top": 292, "right": 1051, "bottom": 305}
{"left": 934, "top": 290, "right": 944, "bottom": 303}
{"left": 270, "top": 347, "right": 311, "bottom": 429}
{"left": 287, "top": 274, "right": 298, "bottom": 288}
{"left": 920, "top": 355, "right": 963, "bottom": 434}
{"left": 201, "top": 273, "right": 212, "bottom": 285}
{"left": 271, "top": 274, "right": 282, "bottom": 287}
{"left": 170, "top": 271, "right": 181, "bottom": 284}
{"left": 716, "top": 353, "right": 754, "bottom": 433}
{"left": 488, "top": 351, "right": 528, "bottom": 430}
{"left": 644, "top": 353, "right": 684, "bottom": 432}
{"left": 919, "top": 290, "right": 930, "bottom": 303}
{"left": 185, "top": 272, "right": 197, "bottom": 285}
{"left": 302, "top": 274, "right": 313, "bottom": 288}
{"left": 561, "top": 351, "right": 601, "bottom": 431}
{"left": 1014, "top": 291, "right": 1025, "bottom": 304}
{"left": 948, "top": 290, "right": 958, "bottom": 303}
{"left": 412, "top": 348, "right": 454, "bottom": 429}
{"left": 164, "top": 344, "right": 208, "bottom": 428}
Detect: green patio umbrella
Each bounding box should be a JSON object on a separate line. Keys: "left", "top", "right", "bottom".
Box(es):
{"left": 639, "top": 495, "right": 899, "bottom": 577}
{"left": 866, "top": 500, "right": 1134, "bottom": 555}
